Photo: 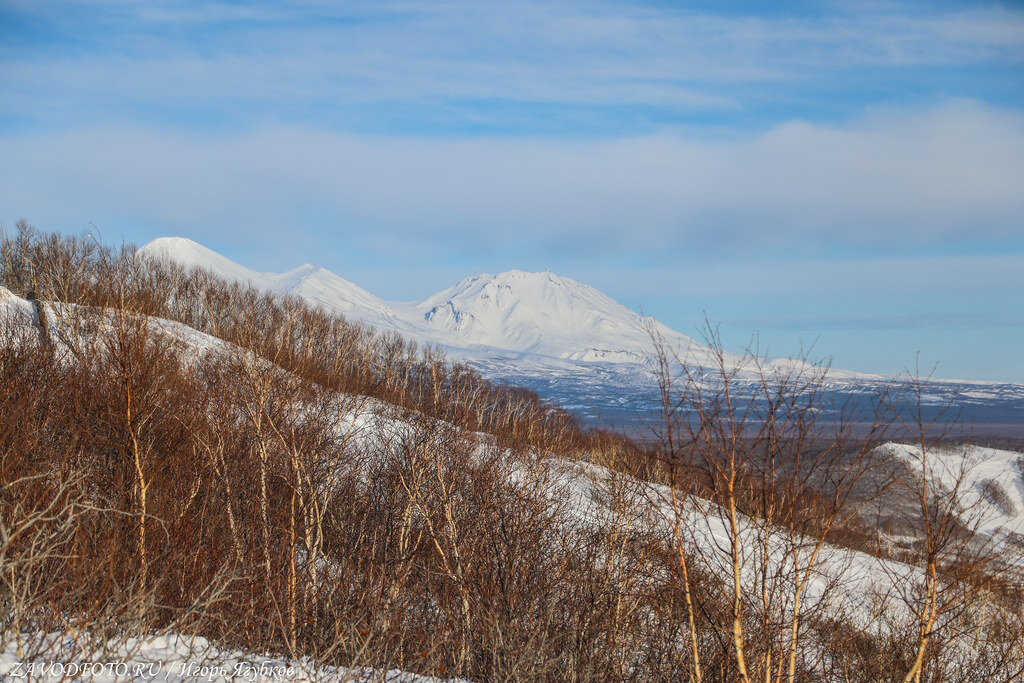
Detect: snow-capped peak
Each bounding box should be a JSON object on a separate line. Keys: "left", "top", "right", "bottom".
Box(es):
{"left": 414, "top": 269, "right": 699, "bottom": 361}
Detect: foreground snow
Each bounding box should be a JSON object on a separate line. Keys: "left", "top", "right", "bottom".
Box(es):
{"left": 140, "top": 237, "right": 704, "bottom": 365}
{"left": 0, "top": 633, "right": 452, "bottom": 682}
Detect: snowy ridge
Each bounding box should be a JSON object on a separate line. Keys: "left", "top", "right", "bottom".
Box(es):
{"left": 0, "top": 285, "right": 41, "bottom": 328}
{"left": 140, "top": 238, "right": 755, "bottom": 369}
{"left": 143, "top": 238, "right": 400, "bottom": 330}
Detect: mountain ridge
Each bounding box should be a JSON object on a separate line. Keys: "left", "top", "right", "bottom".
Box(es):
{"left": 141, "top": 236, "right": 711, "bottom": 366}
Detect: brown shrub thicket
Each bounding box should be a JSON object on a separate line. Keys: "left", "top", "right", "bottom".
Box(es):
{"left": 0, "top": 222, "right": 1021, "bottom": 681}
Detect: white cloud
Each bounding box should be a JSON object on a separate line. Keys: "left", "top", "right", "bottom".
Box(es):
{"left": 3, "top": 1, "right": 1022, "bottom": 130}
{"left": 1, "top": 101, "right": 1020, "bottom": 258}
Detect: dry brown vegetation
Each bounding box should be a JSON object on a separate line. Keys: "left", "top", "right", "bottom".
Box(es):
{"left": 1, "top": 222, "right": 1022, "bottom": 681}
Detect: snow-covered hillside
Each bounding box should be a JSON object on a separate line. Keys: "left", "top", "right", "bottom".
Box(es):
{"left": 0, "top": 285, "right": 42, "bottom": 334}
{"left": 878, "top": 442, "right": 1024, "bottom": 542}
{"left": 139, "top": 237, "right": 1024, "bottom": 428}
{"left": 3, "top": 283, "right": 1022, "bottom": 677}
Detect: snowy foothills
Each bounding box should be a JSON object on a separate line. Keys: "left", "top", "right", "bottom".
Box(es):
{"left": 0, "top": 227, "right": 1022, "bottom": 682}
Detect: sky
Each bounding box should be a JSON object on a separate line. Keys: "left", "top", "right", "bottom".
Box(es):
{"left": 1, "top": 0, "right": 1022, "bottom": 381}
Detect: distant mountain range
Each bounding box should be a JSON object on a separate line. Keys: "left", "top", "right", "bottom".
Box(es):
{"left": 140, "top": 237, "right": 1024, "bottom": 432}
{"left": 141, "top": 237, "right": 713, "bottom": 364}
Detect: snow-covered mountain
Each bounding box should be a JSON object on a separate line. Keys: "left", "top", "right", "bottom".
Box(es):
{"left": 141, "top": 237, "right": 709, "bottom": 365}
{"left": 139, "top": 237, "right": 1024, "bottom": 429}
{"left": 412, "top": 269, "right": 705, "bottom": 364}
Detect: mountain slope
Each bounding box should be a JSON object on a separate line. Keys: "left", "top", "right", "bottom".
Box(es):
{"left": 142, "top": 237, "right": 401, "bottom": 329}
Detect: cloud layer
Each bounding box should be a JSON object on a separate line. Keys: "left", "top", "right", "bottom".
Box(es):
{"left": 2, "top": 101, "right": 1021, "bottom": 259}
{"left": 3, "top": 1, "right": 1023, "bottom": 133}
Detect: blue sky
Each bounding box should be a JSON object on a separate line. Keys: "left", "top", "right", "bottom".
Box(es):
{"left": 1, "top": 0, "right": 1022, "bottom": 380}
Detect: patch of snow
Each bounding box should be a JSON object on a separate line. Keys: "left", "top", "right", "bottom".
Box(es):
{"left": 0, "top": 632, "right": 452, "bottom": 682}
{"left": 879, "top": 442, "right": 1024, "bottom": 541}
